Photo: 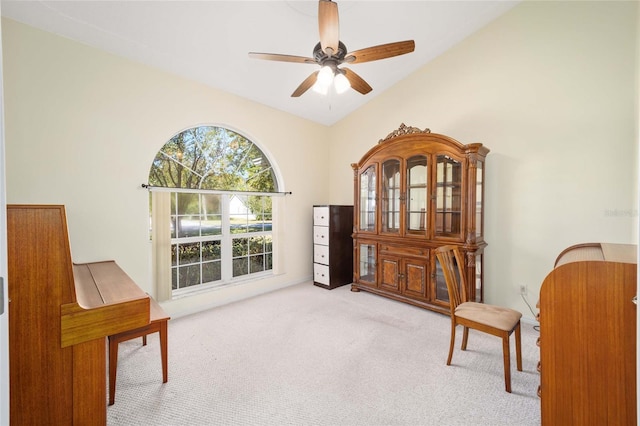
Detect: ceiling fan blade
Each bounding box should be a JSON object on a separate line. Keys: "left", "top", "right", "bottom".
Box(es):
{"left": 291, "top": 71, "right": 320, "bottom": 97}
{"left": 318, "top": 0, "right": 339, "bottom": 56}
{"left": 342, "top": 68, "right": 372, "bottom": 95}
{"left": 344, "top": 40, "right": 415, "bottom": 64}
{"left": 248, "top": 52, "right": 316, "bottom": 64}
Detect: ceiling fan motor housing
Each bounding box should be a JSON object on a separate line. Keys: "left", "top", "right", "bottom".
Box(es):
{"left": 313, "top": 41, "right": 347, "bottom": 68}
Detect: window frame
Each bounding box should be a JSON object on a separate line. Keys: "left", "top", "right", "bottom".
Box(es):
{"left": 164, "top": 189, "right": 275, "bottom": 297}
{"left": 147, "top": 125, "right": 283, "bottom": 300}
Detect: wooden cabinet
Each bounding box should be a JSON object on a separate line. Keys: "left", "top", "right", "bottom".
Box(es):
{"left": 538, "top": 242, "right": 637, "bottom": 425}
{"left": 312, "top": 205, "right": 353, "bottom": 289}
{"left": 351, "top": 124, "right": 488, "bottom": 313}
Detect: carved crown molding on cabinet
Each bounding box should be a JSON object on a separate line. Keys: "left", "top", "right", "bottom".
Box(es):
{"left": 379, "top": 123, "right": 431, "bottom": 143}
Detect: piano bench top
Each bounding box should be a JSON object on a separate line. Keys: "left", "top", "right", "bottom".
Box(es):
{"left": 149, "top": 297, "right": 170, "bottom": 323}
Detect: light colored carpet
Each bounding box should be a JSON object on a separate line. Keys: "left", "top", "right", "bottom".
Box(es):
{"left": 107, "top": 282, "right": 541, "bottom": 426}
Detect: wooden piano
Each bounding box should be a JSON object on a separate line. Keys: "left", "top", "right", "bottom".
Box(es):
{"left": 538, "top": 242, "right": 637, "bottom": 425}
{"left": 7, "top": 205, "right": 151, "bottom": 425}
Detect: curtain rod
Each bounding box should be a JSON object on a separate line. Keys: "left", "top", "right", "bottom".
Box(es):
{"left": 141, "top": 184, "right": 292, "bottom": 197}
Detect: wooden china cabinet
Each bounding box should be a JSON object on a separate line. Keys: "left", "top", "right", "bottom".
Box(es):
{"left": 351, "top": 124, "right": 489, "bottom": 314}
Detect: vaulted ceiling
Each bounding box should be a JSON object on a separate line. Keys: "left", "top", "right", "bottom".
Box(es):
{"left": 1, "top": 1, "right": 518, "bottom": 126}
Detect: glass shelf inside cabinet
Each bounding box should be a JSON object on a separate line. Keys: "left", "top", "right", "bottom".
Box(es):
{"left": 435, "top": 155, "right": 462, "bottom": 237}
{"left": 359, "top": 166, "right": 376, "bottom": 232}
{"left": 382, "top": 160, "right": 400, "bottom": 233}
{"left": 407, "top": 156, "right": 428, "bottom": 234}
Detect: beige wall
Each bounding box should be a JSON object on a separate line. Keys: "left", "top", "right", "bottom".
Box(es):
{"left": 329, "top": 1, "right": 639, "bottom": 317}
{"left": 2, "top": 18, "right": 330, "bottom": 317}
{"left": 2, "top": 1, "right": 638, "bottom": 319}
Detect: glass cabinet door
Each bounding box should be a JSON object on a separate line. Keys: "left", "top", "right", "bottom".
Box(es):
{"left": 406, "top": 156, "right": 428, "bottom": 234}
{"left": 359, "top": 166, "right": 376, "bottom": 232}
{"left": 435, "top": 155, "right": 462, "bottom": 238}
{"left": 434, "top": 250, "right": 481, "bottom": 304}
{"left": 474, "top": 253, "right": 483, "bottom": 302}
{"left": 358, "top": 242, "right": 377, "bottom": 284}
{"left": 382, "top": 160, "right": 400, "bottom": 233}
{"left": 475, "top": 160, "right": 484, "bottom": 240}
{"left": 434, "top": 252, "right": 458, "bottom": 303}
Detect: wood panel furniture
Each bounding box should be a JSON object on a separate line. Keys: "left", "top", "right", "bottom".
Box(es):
{"left": 108, "top": 296, "right": 170, "bottom": 405}
{"left": 538, "top": 242, "right": 637, "bottom": 425}
{"left": 351, "top": 124, "right": 489, "bottom": 313}
{"left": 313, "top": 205, "right": 354, "bottom": 289}
{"left": 7, "top": 204, "right": 152, "bottom": 425}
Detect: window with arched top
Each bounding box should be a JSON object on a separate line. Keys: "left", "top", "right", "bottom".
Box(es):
{"left": 147, "top": 126, "right": 282, "bottom": 300}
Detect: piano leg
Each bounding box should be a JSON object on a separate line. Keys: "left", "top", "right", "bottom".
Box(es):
{"left": 108, "top": 336, "right": 119, "bottom": 406}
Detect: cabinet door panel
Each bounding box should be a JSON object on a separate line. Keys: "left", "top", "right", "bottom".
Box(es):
{"left": 355, "top": 241, "right": 377, "bottom": 286}
{"left": 434, "top": 154, "right": 464, "bottom": 241}
{"left": 358, "top": 166, "right": 377, "bottom": 232}
{"left": 406, "top": 155, "right": 428, "bottom": 235}
{"left": 382, "top": 159, "right": 401, "bottom": 234}
{"left": 433, "top": 251, "right": 452, "bottom": 305}
{"left": 403, "top": 258, "right": 428, "bottom": 299}
{"left": 380, "top": 256, "right": 400, "bottom": 292}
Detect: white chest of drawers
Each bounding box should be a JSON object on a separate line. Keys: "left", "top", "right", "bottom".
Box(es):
{"left": 312, "top": 205, "right": 353, "bottom": 289}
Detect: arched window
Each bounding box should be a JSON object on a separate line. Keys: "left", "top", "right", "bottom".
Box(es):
{"left": 148, "top": 126, "right": 281, "bottom": 300}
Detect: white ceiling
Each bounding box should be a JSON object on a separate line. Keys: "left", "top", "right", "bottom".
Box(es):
{"left": 1, "top": 0, "right": 518, "bottom": 126}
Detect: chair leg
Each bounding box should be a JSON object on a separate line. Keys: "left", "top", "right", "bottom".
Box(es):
{"left": 461, "top": 326, "right": 469, "bottom": 351}
{"left": 502, "top": 333, "right": 512, "bottom": 393}
{"left": 447, "top": 321, "right": 456, "bottom": 365}
{"left": 515, "top": 321, "right": 522, "bottom": 371}
{"left": 108, "top": 337, "right": 119, "bottom": 406}
{"left": 143, "top": 335, "right": 147, "bottom": 346}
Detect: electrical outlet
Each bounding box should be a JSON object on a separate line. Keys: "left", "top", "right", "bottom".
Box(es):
{"left": 519, "top": 284, "right": 527, "bottom": 295}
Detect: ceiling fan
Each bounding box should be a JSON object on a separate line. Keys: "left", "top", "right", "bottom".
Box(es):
{"left": 248, "top": 0, "right": 415, "bottom": 97}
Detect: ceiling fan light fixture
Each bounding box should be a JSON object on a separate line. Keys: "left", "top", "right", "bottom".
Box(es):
{"left": 334, "top": 71, "right": 350, "bottom": 94}
{"left": 312, "top": 81, "right": 330, "bottom": 95}
{"left": 313, "top": 65, "right": 334, "bottom": 94}
{"left": 317, "top": 65, "right": 334, "bottom": 86}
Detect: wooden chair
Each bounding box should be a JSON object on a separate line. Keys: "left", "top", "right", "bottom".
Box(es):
{"left": 435, "top": 245, "right": 522, "bottom": 393}
{"left": 108, "top": 296, "right": 170, "bottom": 405}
